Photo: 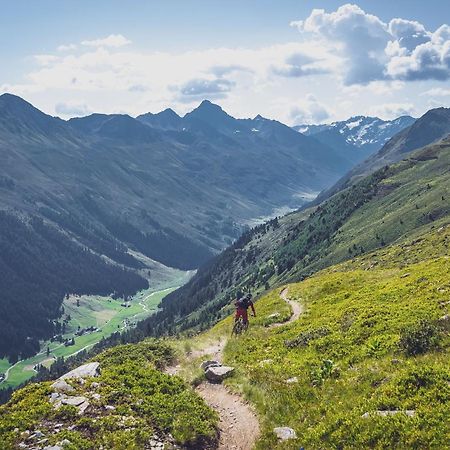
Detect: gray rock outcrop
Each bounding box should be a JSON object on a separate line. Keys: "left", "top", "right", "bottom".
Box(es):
{"left": 273, "top": 426, "right": 297, "bottom": 440}
{"left": 205, "top": 365, "right": 235, "bottom": 382}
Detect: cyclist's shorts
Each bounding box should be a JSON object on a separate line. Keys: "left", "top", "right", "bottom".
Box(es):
{"left": 235, "top": 307, "right": 248, "bottom": 323}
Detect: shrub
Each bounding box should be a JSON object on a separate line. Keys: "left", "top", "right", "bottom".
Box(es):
{"left": 398, "top": 320, "right": 441, "bottom": 356}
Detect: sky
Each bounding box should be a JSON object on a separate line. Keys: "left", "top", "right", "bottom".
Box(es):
{"left": 1, "top": 0, "right": 450, "bottom": 124}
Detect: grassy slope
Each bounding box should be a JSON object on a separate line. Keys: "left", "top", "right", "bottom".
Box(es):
{"left": 158, "top": 140, "right": 449, "bottom": 335}
{"left": 0, "top": 340, "right": 218, "bottom": 450}
{"left": 217, "top": 225, "right": 449, "bottom": 449}
{"left": 0, "top": 268, "right": 192, "bottom": 389}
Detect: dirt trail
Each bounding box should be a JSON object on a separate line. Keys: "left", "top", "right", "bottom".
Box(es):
{"left": 273, "top": 287, "right": 303, "bottom": 327}
{"left": 166, "top": 288, "right": 302, "bottom": 449}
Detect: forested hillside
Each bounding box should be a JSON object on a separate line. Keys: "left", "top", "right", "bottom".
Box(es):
{"left": 139, "top": 136, "right": 450, "bottom": 336}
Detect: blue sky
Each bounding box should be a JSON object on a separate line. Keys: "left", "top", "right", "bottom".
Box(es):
{"left": 1, "top": 1, "right": 449, "bottom": 123}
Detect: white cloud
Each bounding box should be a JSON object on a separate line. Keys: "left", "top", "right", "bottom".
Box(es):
{"left": 290, "top": 94, "right": 331, "bottom": 124}
{"left": 55, "top": 101, "right": 91, "bottom": 117}
{"left": 291, "top": 4, "right": 450, "bottom": 85}
{"left": 271, "top": 52, "right": 331, "bottom": 78}
{"left": 174, "top": 77, "right": 235, "bottom": 102}
{"left": 369, "top": 102, "right": 415, "bottom": 119}
{"left": 421, "top": 87, "right": 450, "bottom": 97}
{"left": 81, "top": 34, "right": 131, "bottom": 48}
{"left": 57, "top": 44, "right": 77, "bottom": 52}
{"left": 386, "top": 24, "right": 450, "bottom": 81}
{"left": 291, "top": 4, "right": 390, "bottom": 85}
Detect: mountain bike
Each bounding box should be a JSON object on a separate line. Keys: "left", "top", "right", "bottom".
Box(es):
{"left": 231, "top": 316, "right": 248, "bottom": 336}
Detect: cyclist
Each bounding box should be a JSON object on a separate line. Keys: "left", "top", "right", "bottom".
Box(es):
{"left": 234, "top": 293, "right": 256, "bottom": 328}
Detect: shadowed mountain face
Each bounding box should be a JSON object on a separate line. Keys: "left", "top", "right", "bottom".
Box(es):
{"left": 294, "top": 115, "right": 416, "bottom": 165}
{"left": 0, "top": 94, "right": 356, "bottom": 360}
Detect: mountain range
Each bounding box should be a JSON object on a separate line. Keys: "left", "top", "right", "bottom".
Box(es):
{"left": 136, "top": 106, "right": 450, "bottom": 335}
{"left": 0, "top": 93, "right": 383, "bottom": 361}
{"left": 294, "top": 115, "right": 415, "bottom": 165}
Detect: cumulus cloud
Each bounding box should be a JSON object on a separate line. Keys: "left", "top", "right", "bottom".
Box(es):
{"left": 291, "top": 4, "right": 390, "bottom": 85}
{"left": 81, "top": 34, "right": 131, "bottom": 48}
{"left": 271, "top": 52, "right": 330, "bottom": 77}
{"left": 57, "top": 44, "right": 77, "bottom": 52}
{"left": 174, "top": 78, "right": 235, "bottom": 102}
{"left": 290, "top": 94, "right": 331, "bottom": 124}
{"left": 421, "top": 87, "right": 450, "bottom": 97}
{"left": 209, "top": 65, "right": 252, "bottom": 77}
{"left": 291, "top": 4, "right": 450, "bottom": 84}
{"left": 369, "top": 102, "right": 415, "bottom": 119}
{"left": 386, "top": 24, "right": 450, "bottom": 81}
{"left": 55, "top": 101, "right": 91, "bottom": 117}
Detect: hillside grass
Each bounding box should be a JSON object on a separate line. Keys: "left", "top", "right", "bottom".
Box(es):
{"left": 219, "top": 225, "right": 450, "bottom": 449}
{"left": 0, "top": 340, "right": 218, "bottom": 449}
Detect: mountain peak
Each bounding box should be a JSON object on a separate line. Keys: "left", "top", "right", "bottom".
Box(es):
{"left": 158, "top": 108, "right": 180, "bottom": 119}
{"left": 189, "top": 99, "right": 225, "bottom": 115}
{"left": 0, "top": 93, "right": 41, "bottom": 115}
{"left": 184, "top": 100, "right": 237, "bottom": 130}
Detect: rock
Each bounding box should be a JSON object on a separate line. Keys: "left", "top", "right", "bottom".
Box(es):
{"left": 59, "top": 439, "right": 72, "bottom": 446}
{"left": 200, "top": 360, "right": 221, "bottom": 371}
{"left": 78, "top": 400, "right": 90, "bottom": 415}
{"left": 362, "top": 410, "right": 415, "bottom": 418}
{"left": 31, "top": 430, "right": 44, "bottom": 439}
{"left": 273, "top": 427, "right": 297, "bottom": 440}
{"left": 91, "top": 382, "right": 100, "bottom": 389}
{"left": 18, "top": 444, "right": 27, "bottom": 449}
{"left": 286, "top": 377, "right": 298, "bottom": 384}
{"left": 59, "top": 362, "right": 100, "bottom": 381}
{"left": 49, "top": 392, "right": 61, "bottom": 403}
{"left": 43, "top": 446, "right": 63, "bottom": 450}
{"left": 400, "top": 273, "right": 410, "bottom": 278}
{"left": 105, "top": 405, "right": 116, "bottom": 411}
{"left": 51, "top": 379, "right": 75, "bottom": 393}
{"left": 91, "top": 393, "right": 101, "bottom": 400}
{"left": 61, "top": 396, "right": 88, "bottom": 406}
{"left": 205, "top": 366, "right": 234, "bottom": 382}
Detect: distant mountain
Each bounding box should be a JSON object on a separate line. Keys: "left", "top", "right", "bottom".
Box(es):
{"left": 137, "top": 108, "right": 183, "bottom": 130}
{"left": 0, "top": 93, "right": 353, "bottom": 361}
{"left": 294, "top": 115, "right": 415, "bottom": 164}
{"left": 315, "top": 107, "right": 450, "bottom": 203}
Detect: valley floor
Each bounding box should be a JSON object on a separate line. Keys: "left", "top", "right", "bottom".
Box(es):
{"left": 0, "top": 269, "right": 192, "bottom": 389}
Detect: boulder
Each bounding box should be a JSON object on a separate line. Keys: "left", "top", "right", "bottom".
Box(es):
{"left": 78, "top": 401, "right": 90, "bottom": 415}
{"left": 205, "top": 366, "right": 234, "bottom": 382}
{"left": 43, "top": 446, "right": 63, "bottom": 450}
{"left": 200, "top": 360, "right": 221, "bottom": 371}
{"left": 60, "top": 362, "right": 100, "bottom": 381}
{"left": 273, "top": 427, "right": 297, "bottom": 440}
{"left": 51, "top": 379, "right": 74, "bottom": 393}
{"left": 61, "top": 396, "right": 88, "bottom": 407}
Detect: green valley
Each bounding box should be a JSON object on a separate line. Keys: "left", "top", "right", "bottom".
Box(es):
{"left": 0, "top": 269, "right": 192, "bottom": 390}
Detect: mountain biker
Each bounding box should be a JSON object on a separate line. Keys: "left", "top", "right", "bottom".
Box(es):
{"left": 234, "top": 293, "right": 256, "bottom": 327}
